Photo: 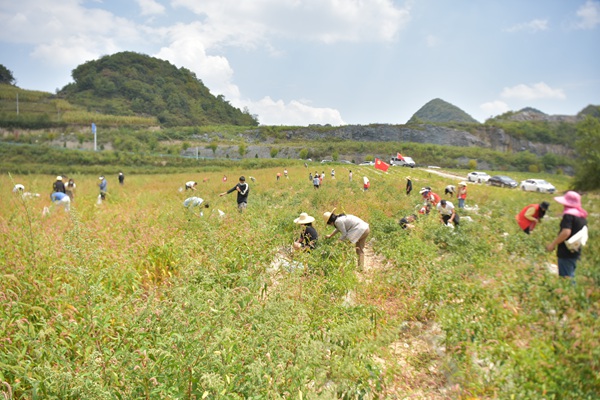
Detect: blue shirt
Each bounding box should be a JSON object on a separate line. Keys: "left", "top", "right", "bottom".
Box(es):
{"left": 51, "top": 192, "right": 67, "bottom": 201}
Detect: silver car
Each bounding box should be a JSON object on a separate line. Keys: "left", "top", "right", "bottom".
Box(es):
{"left": 520, "top": 179, "right": 556, "bottom": 193}
{"left": 467, "top": 171, "right": 491, "bottom": 183}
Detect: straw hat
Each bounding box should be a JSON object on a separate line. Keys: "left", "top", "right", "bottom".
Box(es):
{"left": 459, "top": 181, "right": 467, "bottom": 186}
{"left": 322, "top": 207, "right": 337, "bottom": 224}
{"left": 294, "top": 212, "right": 315, "bottom": 225}
{"left": 406, "top": 176, "right": 411, "bottom": 180}
{"left": 419, "top": 187, "right": 429, "bottom": 194}
{"left": 554, "top": 191, "right": 581, "bottom": 208}
{"left": 99, "top": 176, "right": 104, "bottom": 180}
{"left": 56, "top": 176, "right": 62, "bottom": 181}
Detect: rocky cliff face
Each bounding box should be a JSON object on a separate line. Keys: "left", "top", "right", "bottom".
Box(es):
{"left": 276, "top": 124, "right": 573, "bottom": 156}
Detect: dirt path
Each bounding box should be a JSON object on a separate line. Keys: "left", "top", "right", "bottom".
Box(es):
{"left": 358, "top": 242, "right": 455, "bottom": 399}
{"left": 422, "top": 168, "right": 467, "bottom": 181}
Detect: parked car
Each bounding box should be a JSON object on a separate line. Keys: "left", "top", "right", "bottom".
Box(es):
{"left": 488, "top": 175, "right": 518, "bottom": 188}
{"left": 467, "top": 171, "right": 491, "bottom": 183}
{"left": 390, "top": 156, "right": 415, "bottom": 167}
{"left": 320, "top": 159, "right": 333, "bottom": 164}
{"left": 359, "top": 161, "right": 375, "bottom": 166}
{"left": 520, "top": 179, "right": 556, "bottom": 193}
{"left": 340, "top": 160, "right": 354, "bottom": 164}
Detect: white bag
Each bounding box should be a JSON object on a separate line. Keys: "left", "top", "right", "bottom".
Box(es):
{"left": 565, "top": 226, "right": 588, "bottom": 252}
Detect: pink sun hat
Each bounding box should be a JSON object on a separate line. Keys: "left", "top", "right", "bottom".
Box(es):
{"left": 554, "top": 191, "right": 582, "bottom": 208}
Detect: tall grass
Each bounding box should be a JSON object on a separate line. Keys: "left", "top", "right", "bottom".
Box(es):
{"left": 0, "top": 165, "right": 598, "bottom": 398}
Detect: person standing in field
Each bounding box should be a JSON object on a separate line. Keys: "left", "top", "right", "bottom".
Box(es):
{"left": 323, "top": 208, "right": 370, "bottom": 269}
{"left": 65, "top": 178, "right": 76, "bottom": 201}
{"left": 363, "top": 176, "right": 370, "bottom": 191}
{"left": 53, "top": 176, "right": 66, "bottom": 194}
{"left": 406, "top": 176, "right": 412, "bottom": 195}
{"left": 516, "top": 201, "right": 549, "bottom": 234}
{"left": 546, "top": 191, "right": 588, "bottom": 279}
{"left": 220, "top": 176, "right": 249, "bottom": 213}
{"left": 98, "top": 176, "right": 108, "bottom": 201}
{"left": 118, "top": 172, "right": 125, "bottom": 185}
{"left": 331, "top": 168, "right": 335, "bottom": 179}
{"left": 457, "top": 182, "right": 467, "bottom": 208}
{"left": 284, "top": 169, "right": 289, "bottom": 179}
{"left": 313, "top": 173, "right": 320, "bottom": 189}
{"left": 349, "top": 170, "right": 353, "bottom": 182}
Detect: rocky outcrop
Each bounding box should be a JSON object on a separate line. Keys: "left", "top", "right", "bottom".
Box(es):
{"left": 273, "top": 124, "right": 573, "bottom": 157}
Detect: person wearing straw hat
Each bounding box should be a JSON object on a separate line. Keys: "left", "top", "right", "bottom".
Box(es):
{"left": 405, "top": 176, "right": 412, "bottom": 195}
{"left": 546, "top": 191, "right": 588, "bottom": 279}
{"left": 457, "top": 181, "right": 467, "bottom": 208}
{"left": 516, "top": 201, "right": 550, "bottom": 234}
{"left": 293, "top": 212, "right": 319, "bottom": 251}
{"left": 323, "top": 208, "right": 370, "bottom": 269}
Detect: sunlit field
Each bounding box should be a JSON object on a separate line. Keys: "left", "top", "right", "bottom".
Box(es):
{"left": 1, "top": 164, "right": 598, "bottom": 398}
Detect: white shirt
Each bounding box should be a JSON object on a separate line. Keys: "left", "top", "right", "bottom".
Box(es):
{"left": 437, "top": 201, "right": 455, "bottom": 216}
{"left": 183, "top": 197, "right": 204, "bottom": 207}
{"left": 333, "top": 215, "right": 370, "bottom": 244}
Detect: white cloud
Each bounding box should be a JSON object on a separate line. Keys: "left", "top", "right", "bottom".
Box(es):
{"left": 135, "top": 0, "right": 165, "bottom": 16}
{"left": 154, "top": 23, "right": 240, "bottom": 100}
{"left": 576, "top": 0, "right": 600, "bottom": 29}
{"left": 480, "top": 101, "right": 510, "bottom": 118}
{"left": 244, "top": 96, "right": 345, "bottom": 126}
{"left": 501, "top": 82, "right": 566, "bottom": 101}
{"left": 505, "top": 19, "right": 548, "bottom": 33}
{"left": 171, "top": 0, "right": 411, "bottom": 44}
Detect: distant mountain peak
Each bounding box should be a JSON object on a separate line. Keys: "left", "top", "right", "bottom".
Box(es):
{"left": 407, "top": 98, "right": 479, "bottom": 124}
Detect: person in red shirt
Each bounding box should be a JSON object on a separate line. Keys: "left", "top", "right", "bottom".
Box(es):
{"left": 516, "top": 201, "right": 550, "bottom": 234}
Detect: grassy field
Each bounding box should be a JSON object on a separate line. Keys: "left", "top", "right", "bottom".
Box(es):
{"left": 1, "top": 164, "right": 598, "bottom": 398}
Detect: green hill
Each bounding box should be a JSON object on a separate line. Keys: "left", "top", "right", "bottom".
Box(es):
{"left": 408, "top": 98, "right": 479, "bottom": 124}
{"left": 58, "top": 52, "right": 258, "bottom": 127}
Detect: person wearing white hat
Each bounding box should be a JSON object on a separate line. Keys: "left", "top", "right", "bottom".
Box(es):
{"left": 457, "top": 182, "right": 467, "bottom": 208}
{"left": 323, "top": 208, "right": 370, "bottom": 269}
{"left": 53, "top": 176, "right": 66, "bottom": 194}
{"left": 98, "top": 176, "right": 108, "bottom": 201}
{"left": 546, "top": 191, "right": 588, "bottom": 279}
{"left": 293, "top": 213, "right": 318, "bottom": 251}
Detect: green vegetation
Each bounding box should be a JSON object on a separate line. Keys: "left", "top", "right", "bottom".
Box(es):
{"left": 407, "top": 98, "right": 479, "bottom": 124}
{"left": 573, "top": 115, "right": 600, "bottom": 191}
{"left": 1, "top": 165, "right": 598, "bottom": 398}
{"left": 59, "top": 52, "right": 258, "bottom": 127}
{"left": 483, "top": 118, "right": 576, "bottom": 146}
{"left": 0, "top": 64, "right": 16, "bottom": 85}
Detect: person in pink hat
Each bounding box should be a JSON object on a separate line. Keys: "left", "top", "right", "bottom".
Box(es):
{"left": 546, "top": 191, "right": 588, "bottom": 279}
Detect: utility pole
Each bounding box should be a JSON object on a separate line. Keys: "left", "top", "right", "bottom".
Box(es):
{"left": 16, "top": 92, "right": 19, "bottom": 115}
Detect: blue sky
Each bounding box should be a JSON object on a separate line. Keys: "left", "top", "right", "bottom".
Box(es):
{"left": 1, "top": 0, "right": 599, "bottom": 126}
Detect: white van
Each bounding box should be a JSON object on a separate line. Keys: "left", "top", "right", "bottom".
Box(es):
{"left": 390, "top": 156, "right": 415, "bottom": 168}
